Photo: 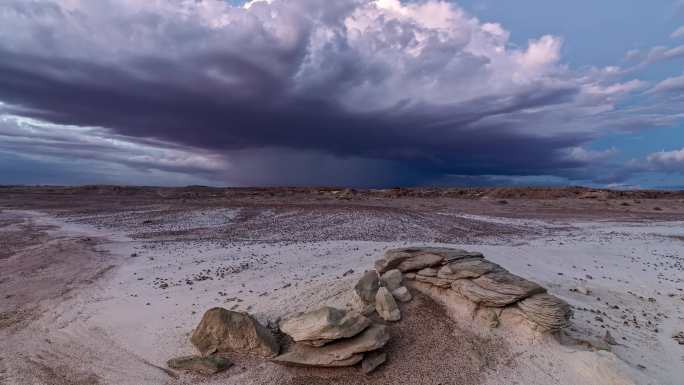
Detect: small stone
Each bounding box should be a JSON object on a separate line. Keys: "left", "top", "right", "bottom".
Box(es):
{"left": 391, "top": 286, "right": 412, "bottom": 302}
{"left": 380, "top": 269, "right": 403, "bottom": 291}
{"left": 361, "top": 351, "right": 387, "bottom": 374}
{"left": 167, "top": 355, "right": 232, "bottom": 375}
{"left": 576, "top": 286, "right": 591, "bottom": 295}
{"left": 603, "top": 331, "right": 617, "bottom": 345}
{"left": 375, "top": 287, "right": 401, "bottom": 321}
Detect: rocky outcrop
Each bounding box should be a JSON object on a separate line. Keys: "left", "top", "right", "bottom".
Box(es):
{"left": 279, "top": 307, "right": 371, "bottom": 347}
{"left": 375, "top": 287, "right": 401, "bottom": 321}
{"left": 355, "top": 270, "right": 380, "bottom": 303}
{"left": 274, "top": 324, "right": 390, "bottom": 367}
{"left": 167, "top": 355, "right": 232, "bottom": 375}
{"left": 191, "top": 308, "right": 279, "bottom": 358}
{"left": 393, "top": 247, "right": 571, "bottom": 332}
{"left": 517, "top": 294, "right": 572, "bottom": 331}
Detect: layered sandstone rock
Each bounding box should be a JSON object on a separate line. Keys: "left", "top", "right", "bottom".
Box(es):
{"left": 279, "top": 307, "right": 372, "bottom": 347}
{"left": 274, "top": 324, "right": 390, "bottom": 367}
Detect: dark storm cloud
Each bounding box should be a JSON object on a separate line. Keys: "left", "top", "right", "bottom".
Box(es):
{"left": 0, "top": 47, "right": 586, "bottom": 177}
{"left": 0, "top": 0, "right": 678, "bottom": 186}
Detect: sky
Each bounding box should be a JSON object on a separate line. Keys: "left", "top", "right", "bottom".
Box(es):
{"left": 0, "top": 0, "right": 683, "bottom": 188}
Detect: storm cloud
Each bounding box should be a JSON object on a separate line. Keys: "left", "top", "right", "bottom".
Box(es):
{"left": 0, "top": 0, "right": 681, "bottom": 186}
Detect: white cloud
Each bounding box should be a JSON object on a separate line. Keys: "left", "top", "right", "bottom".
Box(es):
{"left": 0, "top": 114, "right": 228, "bottom": 175}
{"left": 647, "top": 148, "right": 684, "bottom": 171}
{"left": 672, "top": 25, "right": 684, "bottom": 39}
{"left": 646, "top": 73, "right": 684, "bottom": 94}
{"left": 562, "top": 147, "right": 617, "bottom": 162}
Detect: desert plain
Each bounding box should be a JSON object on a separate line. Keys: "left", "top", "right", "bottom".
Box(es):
{"left": 0, "top": 186, "right": 683, "bottom": 385}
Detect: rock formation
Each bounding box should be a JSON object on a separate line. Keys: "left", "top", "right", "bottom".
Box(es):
{"left": 378, "top": 246, "right": 572, "bottom": 332}
{"left": 178, "top": 246, "right": 574, "bottom": 377}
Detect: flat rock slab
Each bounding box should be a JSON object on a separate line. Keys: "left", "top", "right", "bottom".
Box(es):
{"left": 417, "top": 267, "right": 438, "bottom": 277}
{"left": 472, "top": 271, "right": 546, "bottom": 297}
{"left": 396, "top": 253, "right": 444, "bottom": 272}
{"left": 280, "top": 307, "right": 371, "bottom": 346}
{"left": 438, "top": 258, "right": 502, "bottom": 280}
{"left": 377, "top": 247, "right": 485, "bottom": 274}
{"left": 273, "top": 324, "right": 390, "bottom": 367}
{"left": 414, "top": 274, "right": 453, "bottom": 288}
{"left": 167, "top": 355, "right": 232, "bottom": 375}
{"left": 191, "top": 307, "right": 279, "bottom": 358}
{"left": 518, "top": 294, "right": 572, "bottom": 331}
{"left": 452, "top": 279, "right": 528, "bottom": 307}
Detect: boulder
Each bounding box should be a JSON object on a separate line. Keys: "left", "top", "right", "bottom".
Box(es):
{"left": 380, "top": 269, "right": 403, "bottom": 291}
{"left": 452, "top": 279, "right": 528, "bottom": 307}
{"left": 472, "top": 271, "right": 546, "bottom": 298}
{"left": 279, "top": 307, "right": 371, "bottom": 347}
{"left": 391, "top": 286, "right": 412, "bottom": 302}
{"left": 375, "top": 287, "right": 401, "bottom": 321}
{"left": 355, "top": 271, "right": 380, "bottom": 304}
{"left": 191, "top": 308, "right": 279, "bottom": 358}
{"left": 362, "top": 350, "right": 387, "bottom": 374}
{"left": 417, "top": 267, "right": 438, "bottom": 277}
{"left": 438, "top": 258, "right": 502, "bottom": 280}
{"left": 167, "top": 355, "right": 232, "bottom": 375}
{"left": 517, "top": 294, "right": 572, "bottom": 331}
{"left": 273, "top": 324, "right": 390, "bottom": 367}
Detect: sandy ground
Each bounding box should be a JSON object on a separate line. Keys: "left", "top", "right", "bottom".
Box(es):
{"left": 0, "top": 187, "right": 682, "bottom": 385}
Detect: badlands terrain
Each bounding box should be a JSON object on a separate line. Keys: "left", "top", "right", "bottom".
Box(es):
{"left": 0, "top": 186, "right": 683, "bottom": 385}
